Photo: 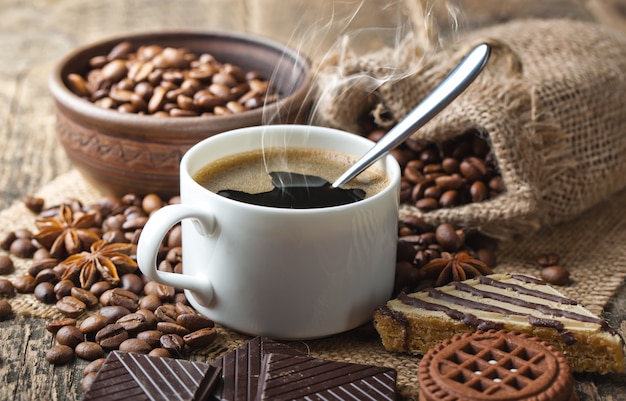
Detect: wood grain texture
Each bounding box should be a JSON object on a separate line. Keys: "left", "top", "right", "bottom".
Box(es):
{"left": 0, "top": 1, "right": 625, "bottom": 400}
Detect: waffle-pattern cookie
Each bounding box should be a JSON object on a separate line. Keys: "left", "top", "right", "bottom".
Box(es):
{"left": 418, "top": 330, "right": 576, "bottom": 401}
{"left": 374, "top": 273, "right": 624, "bottom": 373}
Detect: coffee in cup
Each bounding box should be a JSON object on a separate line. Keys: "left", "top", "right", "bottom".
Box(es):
{"left": 193, "top": 146, "right": 390, "bottom": 208}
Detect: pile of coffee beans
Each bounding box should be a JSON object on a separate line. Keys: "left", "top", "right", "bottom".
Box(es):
{"left": 394, "top": 215, "right": 499, "bottom": 295}
{"left": 66, "top": 41, "right": 280, "bottom": 117}
{"left": 536, "top": 252, "right": 570, "bottom": 286}
{"left": 367, "top": 127, "right": 505, "bottom": 210}
{"left": 0, "top": 193, "right": 219, "bottom": 392}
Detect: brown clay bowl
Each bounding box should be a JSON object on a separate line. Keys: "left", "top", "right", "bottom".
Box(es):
{"left": 49, "top": 31, "right": 312, "bottom": 198}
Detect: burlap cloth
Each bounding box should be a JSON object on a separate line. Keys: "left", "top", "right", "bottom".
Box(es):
{"left": 314, "top": 19, "right": 626, "bottom": 239}
{"left": 2, "top": 169, "right": 626, "bottom": 399}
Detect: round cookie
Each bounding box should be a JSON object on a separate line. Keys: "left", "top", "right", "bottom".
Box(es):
{"left": 418, "top": 330, "right": 576, "bottom": 401}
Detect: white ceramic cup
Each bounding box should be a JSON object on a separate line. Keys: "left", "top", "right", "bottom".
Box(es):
{"left": 137, "top": 124, "right": 400, "bottom": 339}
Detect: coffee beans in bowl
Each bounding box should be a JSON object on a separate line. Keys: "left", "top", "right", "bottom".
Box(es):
{"left": 49, "top": 31, "right": 312, "bottom": 198}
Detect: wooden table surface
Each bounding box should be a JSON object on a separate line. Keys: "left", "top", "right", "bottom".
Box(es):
{"left": 1, "top": 1, "right": 625, "bottom": 400}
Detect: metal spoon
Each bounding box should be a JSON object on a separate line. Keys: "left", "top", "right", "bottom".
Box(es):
{"left": 331, "top": 43, "right": 491, "bottom": 189}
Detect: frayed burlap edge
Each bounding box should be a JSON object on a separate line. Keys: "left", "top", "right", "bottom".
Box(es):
{"left": 1, "top": 169, "right": 626, "bottom": 399}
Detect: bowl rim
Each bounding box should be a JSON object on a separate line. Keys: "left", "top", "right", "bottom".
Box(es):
{"left": 48, "top": 29, "right": 313, "bottom": 130}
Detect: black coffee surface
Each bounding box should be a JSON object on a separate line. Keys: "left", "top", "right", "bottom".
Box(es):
{"left": 217, "top": 171, "right": 365, "bottom": 208}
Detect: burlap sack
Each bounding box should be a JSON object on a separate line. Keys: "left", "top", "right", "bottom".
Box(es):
{"left": 313, "top": 19, "right": 626, "bottom": 237}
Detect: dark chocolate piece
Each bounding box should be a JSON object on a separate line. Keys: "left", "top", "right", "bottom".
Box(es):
{"left": 256, "top": 353, "right": 397, "bottom": 401}
{"left": 82, "top": 351, "right": 221, "bottom": 401}
{"left": 210, "top": 336, "right": 303, "bottom": 401}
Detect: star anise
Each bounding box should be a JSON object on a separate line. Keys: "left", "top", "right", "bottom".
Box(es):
{"left": 34, "top": 204, "right": 100, "bottom": 259}
{"left": 60, "top": 239, "right": 137, "bottom": 289}
{"left": 419, "top": 251, "right": 494, "bottom": 287}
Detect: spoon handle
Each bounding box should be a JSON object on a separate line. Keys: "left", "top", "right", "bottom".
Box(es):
{"left": 332, "top": 43, "right": 491, "bottom": 188}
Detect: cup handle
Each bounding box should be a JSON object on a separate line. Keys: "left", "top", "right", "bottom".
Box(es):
{"left": 137, "top": 204, "right": 216, "bottom": 306}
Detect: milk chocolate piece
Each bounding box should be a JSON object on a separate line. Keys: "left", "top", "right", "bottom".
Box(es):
{"left": 210, "top": 336, "right": 303, "bottom": 401}
{"left": 256, "top": 353, "right": 397, "bottom": 401}
{"left": 82, "top": 351, "right": 221, "bottom": 401}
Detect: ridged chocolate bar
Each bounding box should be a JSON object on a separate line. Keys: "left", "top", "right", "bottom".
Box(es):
{"left": 210, "top": 336, "right": 303, "bottom": 401}
{"left": 82, "top": 351, "right": 221, "bottom": 401}
{"left": 257, "top": 353, "right": 397, "bottom": 401}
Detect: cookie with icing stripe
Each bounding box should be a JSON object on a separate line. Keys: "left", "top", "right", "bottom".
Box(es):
{"left": 374, "top": 273, "right": 624, "bottom": 373}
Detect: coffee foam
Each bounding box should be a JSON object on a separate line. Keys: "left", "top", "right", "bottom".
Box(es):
{"left": 193, "top": 146, "right": 390, "bottom": 198}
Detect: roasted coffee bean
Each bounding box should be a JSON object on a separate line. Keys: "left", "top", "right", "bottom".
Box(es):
{"left": 167, "top": 225, "right": 182, "bottom": 248}
{"left": 116, "top": 312, "right": 149, "bottom": 333}
{"left": 0, "top": 278, "right": 15, "bottom": 298}
{"left": 415, "top": 197, "right": 439, "bottom": 211}
{"left": 99, "top": 289, "right": 114, "bottom": 306}
{"left": 435, "top": 224, "right": 464, "bottom": 251}
{"left": 155, "top": 282, "right": 176, "bottom": 301}
{"left": 70, "top": 287, "right": 99, "bottom": 308}
{"left": 82, "top": 372, "right": 98, "bottom": 393}
{"left": 142, "top": 194, "right": 163, "bottom": 214}
{"left": 0, "top": 300, "right": 12, "bottom": 319}
{"left": 148, "top": 348, "right": 172, "bottom": 358}
{"left": 89, "top": 281, "right": 112, "bottom": 297}
{"left": 157, "top": 321, "right": 190, "bottom": 336}
{"left": 176, "top": 313, "right": 214, "bottom": 332}
{"left": 139, "top": 294, "right": 162, "bottom": 311}
{"left": 108, "top": 288, "right": 139, "bottom": 310}
{"left": 173, "top": 292, "right": 187, "bottom": 304}
{"left": 79, "top": 314, "right": 108, "bottom": 334}
{"left": 95, "top": 323, "right": 128, "bottom": 350}
{"left": 34, "top": 268, "right": 60, "bottom": 285}
{"left": 470, "top": 181, "right": 488, "bottom": 202}
{"left": 135, "top": 308, "right": 157, "bottom": 328}
{"left": 32, "top": 247, "right": 51, "bottom": 260}
{"left": 83, "top": 357, "right": 106, "bottom": 375}
{"left": 46, "top": 345, "right": 74, "bottom": 365}
{"left": 22, "top": 195, "right": 45, "bottom": 213}
{"left": 120, "top": 273, "right": 143, "bottom": 294}
{"left": 160, "top": 333, "right": 184, "bottom": 355}
{"left": 54, "top": 279, "right": 75, "bottom": 300}
{"left": 165, "top": 247, "right": 182, "bottom": 264}
{"left": 102, "top": 229, "right": 126, "bottom": 244}
{"left": 136, "top": 330, "right": 164, "bottom": 348}
{"left": 0, "top": 231, "right": 16, "bottom": 250}
{"left": 45, "top": 317, "right": 77, "bottom": 334}
{"left": 537, "top": 253, "right": 560, "bottom": 267}
{"left": 98, "top": 305, "right": 131, "bottom": 324}
{"left": 476, "top": 248, "right": 497, "bottom": 268}
{"left": 33, "top": 282, "right": 56, "bottom": 303}
{"left": 183, "top": 327, "right": 217, "bottom": 349}
{"left": 102, "top": 215, "right": 125, "bottom": 232}
{"left": 438, "top": 190, "right": 458, "bottom": 207}
{"left": 174, "top": 302, "right": 195, "bottom": 316}
{"left": 75, "top": 341, "right": 104, "bottom": 360}
{"left": 56, "top": 296, "right": 87, "bottom": 318}
{"left": 540, "top": 265, "right": 570, "bottom": 286}
{"left": 118, "top": 338, "right": 152, "bottom": 354}
{"left": 154, "top": 304, "right": 177, "bottom": 323}
{"left": 0, "top": 255, "right": 14, "bottom": 274}
{"left": 56, "top": 325, "right": 84, "bottom": 348}
{"left": 9, "top": 238, "right": 37, "bottom": 258}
